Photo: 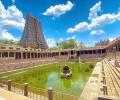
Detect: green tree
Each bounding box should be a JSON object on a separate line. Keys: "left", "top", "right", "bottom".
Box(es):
{"left": 59, "top": 39, "right": 77, "bottom": 49}
{"left": 0, "top": 39, "right": 20, "bottom": 46}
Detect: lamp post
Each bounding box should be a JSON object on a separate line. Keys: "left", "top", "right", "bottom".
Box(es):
{"left": 113, "top": 46, "right": 118, "bottom": 67}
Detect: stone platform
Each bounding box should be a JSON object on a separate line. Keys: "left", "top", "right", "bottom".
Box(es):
{"left": 0, "top": 88, "right": 33, "bottom": 100}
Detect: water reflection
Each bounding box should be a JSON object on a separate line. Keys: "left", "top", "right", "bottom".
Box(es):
{"left": 45, "top": 69, "right": 89, "bottom": 96}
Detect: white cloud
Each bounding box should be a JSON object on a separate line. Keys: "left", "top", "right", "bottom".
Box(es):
{"left": 67, "top": 22, "right": 90, "bottom": 33}
{"left": 46, "top": 38, "right": 56, "bottom": 48}
{"left": 88, "top": 1, "right": 101, "bottom": 20}
{"left": 91, "top": 30, "right": 105, "bottom": 35}
{"left": 0, "top": 30, "right": 18, "bottom": 40}
{"left": 43, "top": 1, "right": 73, "bottom": 18}
{"left": 0, "top": 1, "right": 25, "bottom": 40}
{"left": 90, "top": 13, "right": 120, "bottom": 28}
{"left": 67, "top": 35, "right": 76, "bottom": 40}
{"left": 109, "top": 37, "right": 115, "bottom": 42}
{"left": 59, "top": 38, "right": 64, "bottom": 42}
{"left": 67, "top": 1, "right": 120, "bottom": 33}
{"left": 1, "top": 5, "right": 25, "bottom": 30}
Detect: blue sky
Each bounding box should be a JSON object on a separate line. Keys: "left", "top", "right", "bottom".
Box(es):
{"left": 0, "top": 0, "right": 120, "bottom": 47}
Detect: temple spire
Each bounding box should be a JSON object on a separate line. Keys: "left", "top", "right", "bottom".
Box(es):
{"left": 20, "top": 13, "right": 48, "bottom": 49}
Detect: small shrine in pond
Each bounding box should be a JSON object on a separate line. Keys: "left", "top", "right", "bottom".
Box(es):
{"left": 60, "top": 65, "right": 72, "bottom": 78}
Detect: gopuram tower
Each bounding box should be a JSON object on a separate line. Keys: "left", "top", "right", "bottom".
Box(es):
{"left": 20, "top": 14, "right": 48, "bottom": 49}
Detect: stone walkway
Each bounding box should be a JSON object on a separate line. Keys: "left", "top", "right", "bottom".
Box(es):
{"left": 0, "top": 88, "right": 34, "bottom": 100}
{"left": 79, "top": 60, "right": 120, "bottom": 100}
{"left": 79, "top": 62, "right": 102, "bottom": 100}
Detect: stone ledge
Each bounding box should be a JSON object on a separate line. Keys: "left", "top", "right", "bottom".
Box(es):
{"left": 0, "top": 88, "right": 33, "bottom": 100}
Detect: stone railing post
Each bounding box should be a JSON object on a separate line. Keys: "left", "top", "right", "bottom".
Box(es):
{"left": 24, "top": 83, "right": 29, "bottom": 96}
{"left": 7, "top": 80, "right": 12, "bottom": 91}
{"left": 48, "top": 87, "right": 53, "bottom": 100}
{"left": 103, "top": 85, "right": 107, "bottom": 95}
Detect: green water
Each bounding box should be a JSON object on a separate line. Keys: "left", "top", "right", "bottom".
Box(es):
{"left": 1, "top": 62, "right": 94, "bottom": 96}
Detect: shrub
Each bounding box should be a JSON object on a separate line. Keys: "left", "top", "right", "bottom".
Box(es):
{"left": 89, "top": 64, "right": 94, "bottom": 69}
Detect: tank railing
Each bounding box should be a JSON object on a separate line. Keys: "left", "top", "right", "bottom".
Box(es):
{"left": 53, "top": 90, "right": 79, "bottom": 100}
{"left": 0, "top": 79, "right": 79, "bottom": 100}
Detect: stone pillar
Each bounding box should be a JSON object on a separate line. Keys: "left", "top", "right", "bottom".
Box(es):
{"left": 48, "top": 87, "right": 53, "bottom": 100}
{"left": 59, "top": 50, "right": 61, "bottom": 58}
{"left": 8, "top": 80, "right": 12, "bottom": 91}
{"left": 24, "top": 83, "right": 29, "bottom": 96}
{"left": 101, "top": 49, "right": 102, "bottom": 54}
{"left": 1, "top": 52, "right": 3, "bottom": 58}
{"left": 44, "top": 52, "right": 46, "bottom": 58}
{"left": 103, "top": 85, "right": 107, "bottom": 95}
{"left": 116, "top": 44, "right": 119, "bottom": 51}
{"left": 91, "top": 50, "right": 93, "bottom": 55}
{"left": 26, "top": 53, "right": 28, "bottom": 59}
{"left": 39, "top": 53, "right": 41, "bottom": 59}
{"left": 74, "top": 50, "right": 76, "bottom": 57}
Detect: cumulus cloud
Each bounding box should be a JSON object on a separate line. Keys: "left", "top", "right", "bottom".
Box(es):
{"left": 0, "top": 30, "right": 18, "bottom": 41}
{"left": 67, "top": 1, "right": 120, "bottom": 33}
{"left": 90, "top": 13, "right": 120, "bottom": 28}
{"left": 0, "top": 1, "right": 25, "bottom": 40}
{"left": 88, "top": 1, "right": 101, "bottom": 20}
{"left": 109, "top": 37, "right": 115, "bottom": 42}
{"left": 46, "top": 38, "right": 56, "bottom": 48}
{"left": 59, "top": 38, "right": 64, "bottom": 42}
{"left": 67, "top": 22, "right": 90, "bottom": 33}
{"left": 91, "top": 30, "right": 105, "bottom": 35}
{"left": 1, "top": 4, "right": 25, "bottom": 30}
{"left": 43, "top": 1, "right": 73, "bottom": 18}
